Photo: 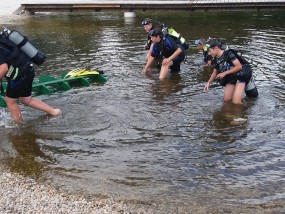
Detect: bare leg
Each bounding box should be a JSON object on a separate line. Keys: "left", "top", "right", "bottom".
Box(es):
{"left": 223, "top": 83, "right": 235, "bottom": 102}
{"left": 159, "top": 61, "right": 173, "bottom": 80}
{"left": 5, "top": 96, "right": 23, "bottom": 123}
{"left": 19, "top": 96, "right": 61, "bottom": 116}
{"left": 232, "top": 82, "right": 246, "bottom": 105}
{"left": 223, "top": 82, "right": 245, "bottom": 104}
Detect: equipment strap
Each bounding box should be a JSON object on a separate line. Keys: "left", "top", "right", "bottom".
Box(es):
{"left": 17, "top": 36, "right": 29, "bottom": 48}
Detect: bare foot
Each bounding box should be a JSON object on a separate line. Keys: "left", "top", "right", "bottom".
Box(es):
{"left": 49, "top": 109, "right": 61, "bottom": 116}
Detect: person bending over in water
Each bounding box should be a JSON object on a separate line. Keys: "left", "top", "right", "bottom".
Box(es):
{"left": 195, "top": 38, "right": 213, "bottom": 67}
{"left": 0, "top": 42, "right": 61, "bottom": 124}
{"left": 142, "top": 18, "right": 155, "bottom": 62}
{"left": 142, "top": 28, "right": 185, "bottom": 79}
{"left": 204, "top": 39, "right": 250, "bottom": 105}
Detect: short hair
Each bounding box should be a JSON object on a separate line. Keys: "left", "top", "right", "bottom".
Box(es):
{"left": 148, "top": 28, "right": 162, "bottom": 37}
{"left": 208, "top": 38, "right": 223, "bottom": 49}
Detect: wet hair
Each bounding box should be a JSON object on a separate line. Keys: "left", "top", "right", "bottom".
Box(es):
{"left": 208, "top": 38, "right": 223, "bottom": 49}
{"left": 149, "top": 28, "right": 162, "bottom": 37}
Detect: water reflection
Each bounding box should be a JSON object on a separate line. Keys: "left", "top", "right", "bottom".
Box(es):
{"left": 1, "top": 11, "right": 285, "bottom": 213}
{"left": 124, "top": 17, "right": 136, "bottom": 25}
{"left": 150, "top": 73, "right": 184, "bottom": 101}
{"left": 207, "top": 102, "right": 249, "bottom": 143}
{"left": 196, "top": 65, "right": 213, "bottom": 83}
{"left": 6, "top": 130, "right": 53, "bottom": 178}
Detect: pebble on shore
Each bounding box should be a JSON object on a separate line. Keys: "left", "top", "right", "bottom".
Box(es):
{"left": 0, "top": 168, "right": 130, "bottom": 214}
{"left": 0, "top": 3, "right": 149, "bottom": 214}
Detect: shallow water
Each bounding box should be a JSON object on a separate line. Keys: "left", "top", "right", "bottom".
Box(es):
{"left": 0, "top": 11, "right": 285, "bottom": 213}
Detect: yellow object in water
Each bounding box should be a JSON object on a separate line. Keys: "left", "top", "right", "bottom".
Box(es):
{"left": 64, "top": 68, "right": 99, "bottom": 78}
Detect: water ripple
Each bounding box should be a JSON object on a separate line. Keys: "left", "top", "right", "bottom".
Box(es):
{"left": 1, "top": 11, "right": 285, "bottom": 213}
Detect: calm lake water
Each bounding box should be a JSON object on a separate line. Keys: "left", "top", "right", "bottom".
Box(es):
{"left": 0, "top": 11, "right": 285, "bottom": 213}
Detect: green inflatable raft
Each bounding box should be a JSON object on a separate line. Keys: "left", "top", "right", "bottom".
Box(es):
{"left": 0, "top": 68, "right": 107, "bottom": 107}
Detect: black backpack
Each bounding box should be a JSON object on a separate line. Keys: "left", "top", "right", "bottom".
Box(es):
{"left": 226, "top": 49, "right": 249, "bottom": 65}
{"left": 160, "top": 24, "right": 189, "bottom": 50}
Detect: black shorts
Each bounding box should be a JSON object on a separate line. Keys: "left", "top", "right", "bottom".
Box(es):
{"left": 218, "top": 73, "right": 237, "bottom": 86}
{"left": 6, "top": 68, "right": 35, "bottom": 99}
{"left": 170, "top": 47, "right": 186, "bottom": 73}
{"left": 170, "top": 62, "right": 181, "bottom": 73}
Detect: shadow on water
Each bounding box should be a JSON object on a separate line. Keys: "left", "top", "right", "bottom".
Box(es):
{"left": 206, "top": 102, "right": 250, "bottom": 144}
{"left": 4, "top": 130, "right": 54, "bottom": 179}
{"left": 150, "top": 73, "right": 184, "bottom": 102}
{"left": 0, "top": 11, "right": 285, "bottom": 213}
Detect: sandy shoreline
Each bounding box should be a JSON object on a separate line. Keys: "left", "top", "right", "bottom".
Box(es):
{"left": 0, "top": 3, "right": 138, "bottom": 213}
{"left": 0, "top": 166, "right": 134, "bottom": 213}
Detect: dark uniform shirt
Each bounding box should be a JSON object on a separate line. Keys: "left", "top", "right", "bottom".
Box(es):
{"left": 0, "top": 44, "right": 35, "bottom": 98}
{"left": 213, "top": 50, "right": 237, "bottom": 73}
{"left": 0, "top": 45, "right": 9, "bottom": 65}
{"left": 151, "top": 36, "right": 185, "bottom": 63}
{"left": 212, "top": 50, "right": 239, "bottom": 86}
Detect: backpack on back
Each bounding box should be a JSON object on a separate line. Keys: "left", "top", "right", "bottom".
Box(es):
{"left": 227, "top": 49, "right": 249, "bottom": 65}
{"left": 160, "top": 24, "right": 189, "bottom": 51}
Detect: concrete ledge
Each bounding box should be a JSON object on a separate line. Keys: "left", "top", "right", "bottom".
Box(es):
{"left": 16, "top": 1, "right": 285, "bottom": 14}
